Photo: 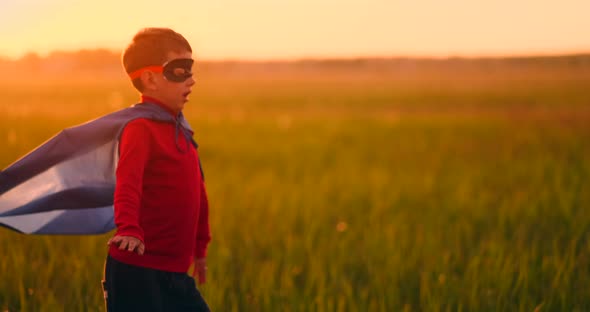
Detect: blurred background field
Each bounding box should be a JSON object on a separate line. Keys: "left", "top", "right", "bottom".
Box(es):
{"left": 0, "top": 53, "right": 590, "bottom": 311}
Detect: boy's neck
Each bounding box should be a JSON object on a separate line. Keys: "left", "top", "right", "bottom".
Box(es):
{"left": 140, "top": 95, "right": 179, "bottom": 117}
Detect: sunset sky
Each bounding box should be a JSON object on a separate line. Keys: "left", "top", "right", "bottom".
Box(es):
{"left": 1, "top": 0, "right": 589, "bottom": 60}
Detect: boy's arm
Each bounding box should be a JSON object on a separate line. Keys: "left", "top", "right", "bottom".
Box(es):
{"left": 192, "top": 176, "right": 211, "bottom": 283}
{"left": 195, "top": 177, "right": 211, "bottom": 258}
{"left": 112, "top": 120, "right": 150, "bottom": 245}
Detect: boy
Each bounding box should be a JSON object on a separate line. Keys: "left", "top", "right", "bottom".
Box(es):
{"left": 102, "top": 28, "right": 211, "bottom": 311}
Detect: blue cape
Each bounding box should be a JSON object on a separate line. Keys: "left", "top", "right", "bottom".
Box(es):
{"left": 0, "top": 103, "right": 197, "bottom": 234}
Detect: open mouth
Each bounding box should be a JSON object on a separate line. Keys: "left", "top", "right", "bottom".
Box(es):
{"left": 183, "top": 91, "right": 191, "bottom": 98}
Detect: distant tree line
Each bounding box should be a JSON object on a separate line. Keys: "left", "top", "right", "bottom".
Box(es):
{"left": 0, "top": 49, "right": 589, "bottom": 78}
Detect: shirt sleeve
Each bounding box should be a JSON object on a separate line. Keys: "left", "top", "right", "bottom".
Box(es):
{"left": 113, "top": 119, "right": 150, "bottom": 242}
{"left": 194, "top": 176, "right": 211, "bottom": 258}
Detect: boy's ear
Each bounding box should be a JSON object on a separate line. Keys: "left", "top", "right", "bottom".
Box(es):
{"left": 140, "top": 71, "right": 158, "bottom": 91}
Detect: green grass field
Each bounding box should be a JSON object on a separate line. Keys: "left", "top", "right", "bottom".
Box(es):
{"left": 1, "top": 59, "right": 589, "bottom": 311}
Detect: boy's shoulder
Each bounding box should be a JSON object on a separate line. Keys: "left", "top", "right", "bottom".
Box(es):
{"left": 121, "top": 117, "right": 161, "bottom": 137}
{"left": 125, "top": 117, "right": 154, "bottom": 127}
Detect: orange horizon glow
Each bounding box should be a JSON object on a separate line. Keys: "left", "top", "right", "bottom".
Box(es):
{"left": 1, "top": 0, "right": 590, "bottom": 61}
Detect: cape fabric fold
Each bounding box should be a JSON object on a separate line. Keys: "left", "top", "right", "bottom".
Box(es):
{"left": 0, "top": 103, "right": 197, "bottom": 234}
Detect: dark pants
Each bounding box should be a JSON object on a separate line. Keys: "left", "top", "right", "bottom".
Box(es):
{"left": 102, "top": 255, "right": 210, "bottom": 312}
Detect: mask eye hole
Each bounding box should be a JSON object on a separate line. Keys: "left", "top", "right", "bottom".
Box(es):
{"left": 173, "top": 67, "right": 190, "bottom": 76}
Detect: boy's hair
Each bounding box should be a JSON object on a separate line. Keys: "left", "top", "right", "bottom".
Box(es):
{"left": 122, "top": 28, "right": 192, "bottom": 91}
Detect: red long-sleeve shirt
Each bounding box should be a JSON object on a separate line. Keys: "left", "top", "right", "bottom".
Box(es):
{"left": 108, "top": 97, "right": 211, "bottom": 273}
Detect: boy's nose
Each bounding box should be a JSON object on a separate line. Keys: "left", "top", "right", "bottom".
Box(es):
{"left": 186, "top": 75, "right": 196, "bottom": 86}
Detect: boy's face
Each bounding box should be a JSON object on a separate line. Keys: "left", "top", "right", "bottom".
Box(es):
{"left": 148, "top": 49, "right": 195, "bottom": 114}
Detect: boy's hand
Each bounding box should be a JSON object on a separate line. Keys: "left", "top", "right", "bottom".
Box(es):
{"left": 191, "top": 257, "right": 207, "bottom": 284}
{"left": 107, "top": 235, "right": 145, "bottom": 255}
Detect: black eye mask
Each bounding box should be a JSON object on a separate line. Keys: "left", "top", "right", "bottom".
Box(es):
{"left": 163, "top": 58, "right": 194, "bottom": 82}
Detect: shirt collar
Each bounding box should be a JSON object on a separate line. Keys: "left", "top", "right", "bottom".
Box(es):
{"left": 140, "top": 95, "right": 178, "bottom": 118}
